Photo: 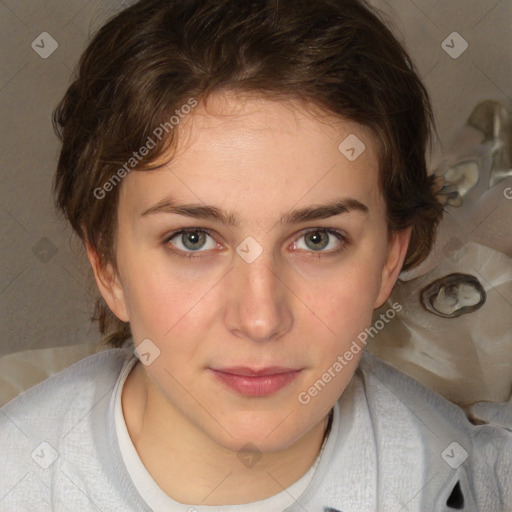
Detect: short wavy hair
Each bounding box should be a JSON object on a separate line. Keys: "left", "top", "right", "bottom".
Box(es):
{"left": 53, "top": 0, "right": 444, "bottom": 348}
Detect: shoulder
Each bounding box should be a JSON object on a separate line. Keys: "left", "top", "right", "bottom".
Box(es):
{"left": 0, "top": 347, "right": 137, "bottom": 510}
{"left": 358, "top": 350, "right": 474, "bottom": 427}
{"left": 0, "top": 347, "right": 133, "bottom": 444}
{"left": 1, "top": 347, "right": 132, "bottom": 419}
{"left": 357, "top": 349, "right": 512, "bottom": 450}
{"left": 355, "top": 351, "right": 512, "bottom": 510}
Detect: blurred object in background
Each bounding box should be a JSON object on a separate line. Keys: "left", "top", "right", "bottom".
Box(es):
{"left": 401, "top": 100, "right": 512, "bottom": 282}
{"left": 368, "top": 243, "right": 512, "bottom": 407}
{"left": 368, "top": 100, "right": 512, "bottom": 417}
{"left": 0, "top": 343, "right": 103, "bottom": 406}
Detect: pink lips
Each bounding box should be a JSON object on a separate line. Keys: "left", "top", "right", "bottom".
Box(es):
{"left": 210, "top": 366, "right": 302, "bottom": 397}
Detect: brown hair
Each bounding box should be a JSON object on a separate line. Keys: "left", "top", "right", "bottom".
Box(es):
{"left": 53, "top": 0, "right": 444, "bottom": 348}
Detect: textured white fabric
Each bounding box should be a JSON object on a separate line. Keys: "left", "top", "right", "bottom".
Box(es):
{"left": 0, "top": 347, "right": 510, "bottom": 511}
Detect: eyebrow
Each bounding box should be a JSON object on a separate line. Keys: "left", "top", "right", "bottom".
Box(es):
{"left": 140, "top": 198, "right": 369, "bottom": 227}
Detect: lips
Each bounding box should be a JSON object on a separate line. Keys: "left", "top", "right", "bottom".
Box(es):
{"left": 215, "top": 366, "right": 298, "bottom": 377}
{"left": 210, "top": 366, "right": 303, "bottom": 397}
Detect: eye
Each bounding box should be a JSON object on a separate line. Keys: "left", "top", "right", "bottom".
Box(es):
{"left": 164, "top": 227, "right": 348, "bottom": 259}
{"left": 293, "top": 228, "right": 348, "bottom": 254}
{"left": 166, "top": 229, "right": 218, "bottom": 254}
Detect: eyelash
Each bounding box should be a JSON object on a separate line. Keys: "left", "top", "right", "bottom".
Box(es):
{"left": 163, "top": 227, "right": 350, "bottom": 259}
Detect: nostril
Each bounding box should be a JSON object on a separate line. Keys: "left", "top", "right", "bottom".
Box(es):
{"left": 446, "top": 480, "right": 465, "bottom": 509}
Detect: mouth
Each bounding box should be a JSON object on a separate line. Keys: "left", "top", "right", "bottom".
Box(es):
{"left": 209, "top": 366, "right": 303, "bottom": 397}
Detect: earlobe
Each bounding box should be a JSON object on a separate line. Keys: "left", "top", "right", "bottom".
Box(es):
{"left": 85, "top": 241, "right": 130, "bottom": 322}
{"left": 373, "top": 227, "right": 412, "bottom": 309}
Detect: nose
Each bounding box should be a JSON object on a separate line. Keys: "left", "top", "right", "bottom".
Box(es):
{"left": 223, "top": 249, "right": 294, "bottom": 343}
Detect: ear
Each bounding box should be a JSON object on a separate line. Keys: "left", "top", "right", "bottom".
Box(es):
{"left": 85, "top": 241, "right": 130, "bottom": 322}
{"left": 373, "top": 227, "right": 411, "bottom": 309}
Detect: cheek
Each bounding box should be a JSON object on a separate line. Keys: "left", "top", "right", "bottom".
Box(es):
{"left": 318, "top": 285, "right": 375, "bottom": 366}
{"left": 295, "top": 268, "right": 380, "bottom": 406}
{"left": 119, "top": 252, "right": 222, "bottom": 342}
{"left": 302, "top": 257, "right": 384, "bottom": 342}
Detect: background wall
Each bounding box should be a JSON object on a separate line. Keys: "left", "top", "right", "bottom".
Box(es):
{"left": 0, "top": 0, "right": 511, "bottom": 356}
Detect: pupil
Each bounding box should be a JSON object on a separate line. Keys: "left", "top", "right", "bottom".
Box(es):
{"left": 306, "top": 231, "right": 328, "bottom": 250}
{"left": 183, "top": 231, "right": 205, "bottom": 250}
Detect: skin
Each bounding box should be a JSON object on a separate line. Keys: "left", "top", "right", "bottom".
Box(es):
{"left": 86, "top": 91, "right": 411, "bottom": 505}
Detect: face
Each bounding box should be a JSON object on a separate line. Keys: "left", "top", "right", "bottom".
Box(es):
{"left": 90, "top": 92, "right": 409, "bottom": 454}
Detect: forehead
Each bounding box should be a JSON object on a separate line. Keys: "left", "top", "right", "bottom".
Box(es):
{"left": 118, "top": 92, "right": 383, "bottom": 222}
{"left": 173, "top": 92, "right": 375, "bottom": 163}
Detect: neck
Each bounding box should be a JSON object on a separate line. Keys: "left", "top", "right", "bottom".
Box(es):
{"left": 122, "top": 361, "right": 333, "bottom": 505}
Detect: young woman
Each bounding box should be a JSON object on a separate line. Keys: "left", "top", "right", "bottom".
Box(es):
{"left": 1, "top": 1, "right": 510, "bottom": 510}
